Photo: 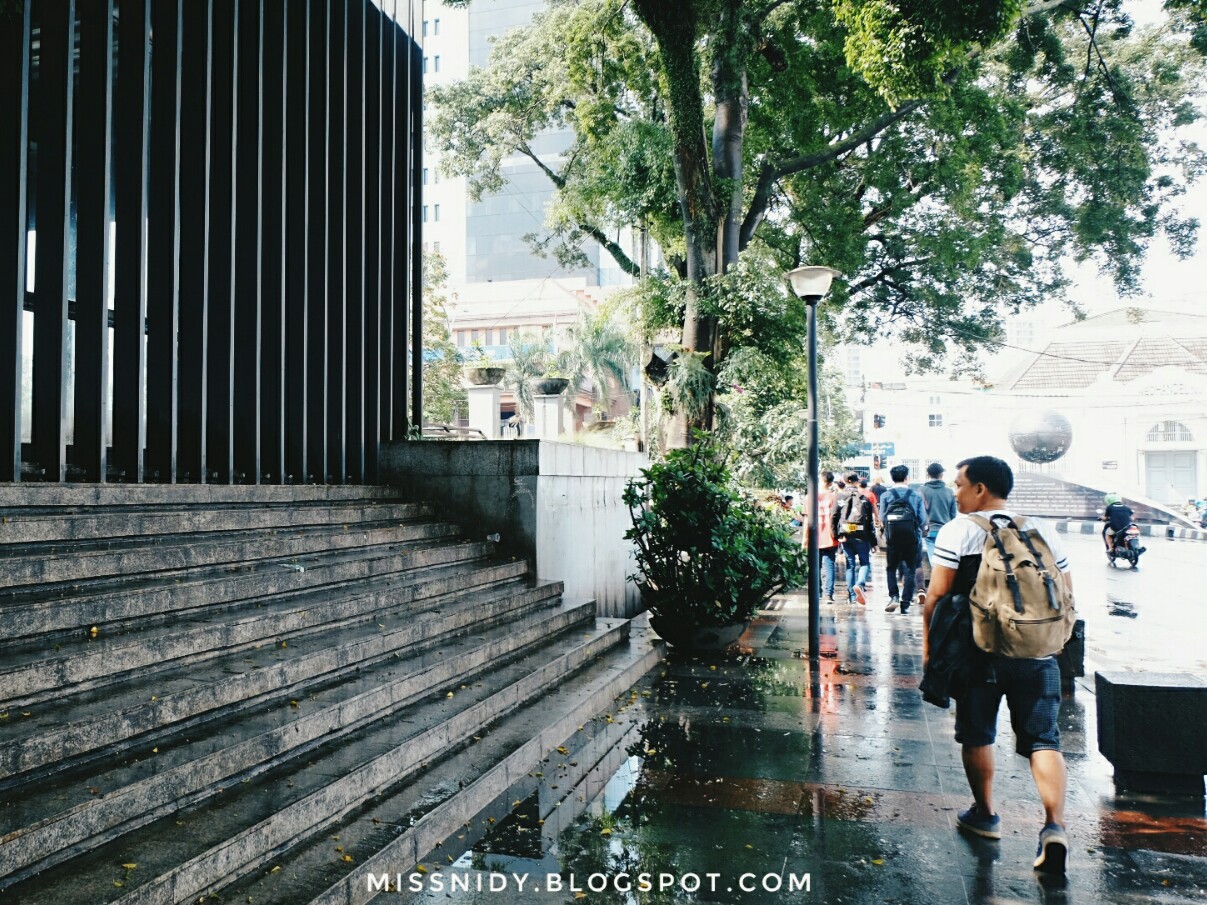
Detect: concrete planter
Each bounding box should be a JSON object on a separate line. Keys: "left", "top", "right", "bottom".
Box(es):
{"left": 649, "top": 614, "right": 748, "bottom": 651}
{"left": 464, "top": 366, "right": 506, "bottom": 386}
{"left": 530, "top": 376, "right": 570, "bottom": 395}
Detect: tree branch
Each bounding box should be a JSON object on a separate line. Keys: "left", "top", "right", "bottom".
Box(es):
{"left": 518, "top": 142, "right": 567, "bottom": 189}
{"left": 739, "top": 0, "right": 1074, "bottom": 250}
{"left": 579, "top": 223, "right": 642, "bottom": 277}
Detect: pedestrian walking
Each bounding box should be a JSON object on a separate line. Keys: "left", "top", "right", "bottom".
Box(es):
{"left": 815, "top": 472, "right": 840, "bottom": 604}
{"left": 879, "top": 465, "right": 927, "bottom": 614}
{"left": 833, "top": 472, "right": 876, "bottom": 605}
{"left": 918, "top": 462, "right": 958, "bottom": 607}
{"left": 921, "top": 456, "right": 1073, "bottom": 875}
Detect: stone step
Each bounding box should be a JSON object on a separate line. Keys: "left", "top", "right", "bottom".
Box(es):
{"left": 227, "top": 619, "right": 662, "bottom": 905}
{"left": 0, "top": 516, "right": 463, "bottom": 590}
{"left": 0, "top": 537, "right": 497, "bottom": 641}
{"left": 0, "top": 597, "right": 590, "bottom": 888}
{"left": 0, "top": 499, "right": 430, "bottom": 548}
{"left": 0, "top": 560, "right": 535, "bottom": 743}
{"left": 0, "top": 517, "right": 463, "bottom": 589}
{"left": 0, "top": 483, "right": 406, "bottom": 509}
{"left": 0, "top": 608, "right": 633, "bottom": 903}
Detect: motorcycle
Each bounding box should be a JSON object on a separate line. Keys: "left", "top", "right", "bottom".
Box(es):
{"left": 1107, "top": 523, "right": 1145, "bottom": 570}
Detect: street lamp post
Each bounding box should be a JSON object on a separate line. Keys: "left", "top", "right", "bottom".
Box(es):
{"left": 786, "top": 266, "right": 840, "bottom": 662}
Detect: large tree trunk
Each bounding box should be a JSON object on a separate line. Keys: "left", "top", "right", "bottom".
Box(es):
{"left": 711, "top": 0, "right": 750, "bottom": 373}
{"left": 633, "top": 0, "right": 721, "bottom": 445}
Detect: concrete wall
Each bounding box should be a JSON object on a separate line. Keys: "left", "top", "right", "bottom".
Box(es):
{"left": 535, "top": 444, "right": 648, "bottom": 617}
{"left": 380, "top": 440, "right": 648, "bottom": 617}
{"left": 380, "top": 441, "right": 540, "bottom": 565}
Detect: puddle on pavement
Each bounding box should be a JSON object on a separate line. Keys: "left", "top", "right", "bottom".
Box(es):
{"left": 404, "top": 654, "right": 1207, "bottom": 904}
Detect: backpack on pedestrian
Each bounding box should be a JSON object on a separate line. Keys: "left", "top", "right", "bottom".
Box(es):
{"left": 883, "top": 488, "right": 920, "bottom": 552}
{"left": 837, "top": 490, "right": 872, "bottom": 538}
{"left": 966, "top": 515, "right": 1077, "bottom": 658}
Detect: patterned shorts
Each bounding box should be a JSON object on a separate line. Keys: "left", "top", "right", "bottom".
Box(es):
{"left": 954, "top": 656, "right": 1062, "bottom": 757}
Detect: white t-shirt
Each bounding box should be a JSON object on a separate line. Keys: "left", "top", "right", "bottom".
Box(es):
{"left": 931, "top": 509, "right": 1070, "bottom": 573}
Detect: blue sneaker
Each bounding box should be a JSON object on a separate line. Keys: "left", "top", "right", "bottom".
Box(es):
{"left": 956, "top": 804, "right": 1002, "bottom": 839}
{"left": 1033, "top": 823, "right": 1068, "bottom": 874}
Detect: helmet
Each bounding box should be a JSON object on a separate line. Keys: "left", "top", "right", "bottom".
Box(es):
{"left": 1104, "top": 492, "right": 1122, "bottom": 506}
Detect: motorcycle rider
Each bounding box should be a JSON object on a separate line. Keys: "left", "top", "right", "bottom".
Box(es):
{"left": 1100, "top": 493, "right": 1136, "bottom": 552}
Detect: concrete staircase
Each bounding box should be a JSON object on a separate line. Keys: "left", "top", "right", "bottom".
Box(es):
{"left": 0, "top": 484, "right": 662, "bottom": 904}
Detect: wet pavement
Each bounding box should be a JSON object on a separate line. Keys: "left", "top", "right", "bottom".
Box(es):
{"left": 406, "top": 535, "right": 1207, "bottom": 904}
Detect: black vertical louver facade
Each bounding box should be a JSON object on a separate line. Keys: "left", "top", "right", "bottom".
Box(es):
{"left": 0, "top": 0, "right": 423, "bottom": 484}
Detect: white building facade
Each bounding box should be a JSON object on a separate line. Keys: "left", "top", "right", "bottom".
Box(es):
{"left": 852, "top": 309, "right": 1207, "bottom": 505}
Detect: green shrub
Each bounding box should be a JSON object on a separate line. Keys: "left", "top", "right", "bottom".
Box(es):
{"left": 623, "top": 444, "right": 806, "bottom": 627}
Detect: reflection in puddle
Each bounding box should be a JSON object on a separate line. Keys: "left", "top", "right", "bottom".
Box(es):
{"left": 1107, "top": 596, "right": 1139, "bottom": 619}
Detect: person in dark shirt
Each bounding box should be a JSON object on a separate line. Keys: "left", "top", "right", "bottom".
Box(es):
{"left": 1100, "top": 493, "right": 1134, "bottom": 551}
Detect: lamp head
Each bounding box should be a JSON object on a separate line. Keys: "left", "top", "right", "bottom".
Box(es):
{"left": 786, "top": 265, "right": 840, "bottom": 300}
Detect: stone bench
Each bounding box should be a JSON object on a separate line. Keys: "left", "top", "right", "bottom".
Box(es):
{"left": 1096, "top": 671, "right": 1207, "bottom": 796}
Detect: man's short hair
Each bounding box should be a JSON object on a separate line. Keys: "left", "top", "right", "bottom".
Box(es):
{"left": 889, "top": 464, "right": 909, "bottom": 483}
{"left": 846, "top": 472, "right": 861, "bottom": 484}
{"left": 860, "top": 479, "right": 869, "bottom": 488}
{"left": 926, "top": 462, "right": 944, "bottom": 478}
{"left": 823, "top": 471, "right": 834, "bottom": 483}
{"left": 956, "top": 456, "right": 1014, "bottom": 499}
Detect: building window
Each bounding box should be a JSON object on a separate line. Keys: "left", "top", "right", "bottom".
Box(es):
{"left": 422, "top": 167, "right": 429, "bottom": 185}
{"left": 422, "top": 19, "right": 429, "bottom": 36}
{"left": 497, "top": 326, "right": 508, "bottom": 344}
{"left": 422, "top": 56, "right": 428, "bottom": 74}
{"left": 422, "top": 205, "right": 428, "bottom": 222}
{"left": 928, "top": 414, "right": 943, "bottom": 428}
{"left": 434, "top": 18, "right": 441, "bottom": 35}
{"left": 929, "top": 395, "right": 941, "bottom": 405}
{"left": 1147, "top": 420, "right": 1193, "bottom": 442}
{"left": 471, "top": 329, "right": 480, "bottom": 344}
{"left": 455, "top": 330, "right": 467, "bottom": 347}
{"left": 485, "top": 329, "right": 494, "bottom": 345}
{"left": 434, "top": 55, "right": 441, "bottom": 73}
{"left": 433, "top": 241, "right": 440, "bottom": 252}
{"left": 433, "top": 204, "right": 441, "bottom": 222}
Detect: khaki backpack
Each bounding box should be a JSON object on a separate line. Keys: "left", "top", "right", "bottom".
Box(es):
{"left": 967, "top": 514, "right": 1076, "bottom": 658}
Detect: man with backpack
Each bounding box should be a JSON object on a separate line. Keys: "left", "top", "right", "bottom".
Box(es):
{"left": 921, "top": 456, "right": 1075, "bottom": 876}
{"left": 879, "top": 465, "right": 927, "bottom": 614}
{"left": 833, "top": 472, "right": 876, "bottom": 605}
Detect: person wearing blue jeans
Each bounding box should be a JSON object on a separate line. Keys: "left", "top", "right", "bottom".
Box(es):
{"left": 842, "top": 536, "right": 871, "bottom": 602}
{"left": 820, "top": 546, "right": 838, "bottom": 602}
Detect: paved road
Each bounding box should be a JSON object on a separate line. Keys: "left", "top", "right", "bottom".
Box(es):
{"left": 1059, "top": 530, "right": 1207, "bottom": 676}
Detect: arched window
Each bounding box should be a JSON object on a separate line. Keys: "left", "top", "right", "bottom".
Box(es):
{"left": 1146, "top": 421, "right": 1193, "bottom": 442}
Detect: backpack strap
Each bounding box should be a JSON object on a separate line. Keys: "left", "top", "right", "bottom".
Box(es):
{"left": 1011, "top": 516, "right": 1063, "bottom": 611}
{"left": 969, "top": 515, "right": 1026, "bottom": 615}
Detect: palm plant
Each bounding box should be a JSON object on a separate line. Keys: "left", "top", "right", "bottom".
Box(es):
{"left": 564, "top": 306, "right": 638, "bottom": 416}
{"left": 502, "top": 332, "right": 550, "bottom": 425}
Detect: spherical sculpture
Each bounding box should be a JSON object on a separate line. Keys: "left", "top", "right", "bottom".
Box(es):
{"left": 1009, "top": 410, "right": 1074, "bottom": 463}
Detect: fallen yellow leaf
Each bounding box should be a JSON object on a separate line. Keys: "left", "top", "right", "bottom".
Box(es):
{"left": 600, "top": 828, "right": 612, "bottom": 836}
{"left": 269, "top": 866, "right": 282, "bottom": 874}
{"left": 121, "top": 863, "right": 137, "bottom": 870}
{"left": 871, "top": 859, "right": 885, "bottom": 866}
{"left": 416, "top": 865, "right": 428, "bottom": 874}
{"left": 113, "top": 880, "right": 124, "bottom": 888}
{"left": 646, "top": 748, "right": 657, "bottom": 756}
{"left": 341, "top": 855, "right": 353, "bottom": 863}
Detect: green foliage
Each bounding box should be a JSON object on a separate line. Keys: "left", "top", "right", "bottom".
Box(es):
{"left": 623, "top": 444, "right": 806, "bottom": 627}
{"left": 432, "top": 0, "right": 1206, "bottom": 382}
{"left": 833, "top": 0, "right": 1024, "bottom": 105}
{"left": 421, "top": 254, "right": 466, "bottom": 425}
{"left": 717, "top": 348, "right": 861, "bottom": 487}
